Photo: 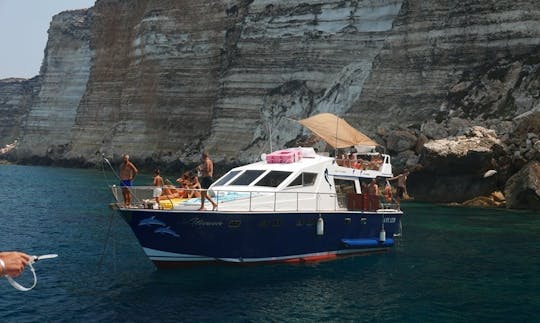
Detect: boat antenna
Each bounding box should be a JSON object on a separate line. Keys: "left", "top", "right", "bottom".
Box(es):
{"left": 102, "top": 154, "right": 121, "bottom": 181}
{"left": 266, "top": 121, "right": 273, "bottom": 153}
{"left": 334, "top": 115, "right": 339, "bottom": 157}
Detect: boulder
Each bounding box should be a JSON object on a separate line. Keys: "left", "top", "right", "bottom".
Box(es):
{"left": 461, "top": 191, "right": 506, "bottom": 208}
{"left": 410, "top": 126, "right": 503, "bottom": 202}
{"left": 504, "top": 161, "right": 540, "bottom": 210}
{"left": 462, "top": 196, "right": 504, "bottom": 208}
{"left": 419, "top": 126, "right": 501, "bottom": 175}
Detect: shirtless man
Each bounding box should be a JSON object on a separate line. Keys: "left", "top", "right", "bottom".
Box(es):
{"left": 198, "top": 152, "right": 217, "bottom": 210}
{"left": 367, "top": 178, "right": 379, "bottom": 210}
{"left": 152, "top": 169, "right": 164, "bottom": 204}
{"left": 389, "top": 169, "right": 410, "bottom": 202}
{"left": 119, "top": 154, "right": 138, "bottom": 207}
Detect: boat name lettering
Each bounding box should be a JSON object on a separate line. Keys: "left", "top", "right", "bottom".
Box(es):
{"left": 383, "top": 217, "right": 396, "bottom": 223}
{"left": 188, "top": 218, "right": 223, "bottom": 226}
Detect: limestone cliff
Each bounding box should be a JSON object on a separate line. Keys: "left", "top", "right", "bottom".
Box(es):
{"left": 0, "top": 77, "right": 40, "bottom": 147}
{"left": 1, "top": 0, "right": 540, "bottom": 206}
{"left": 15, "top": 9, "right": 94, "bottom": 163}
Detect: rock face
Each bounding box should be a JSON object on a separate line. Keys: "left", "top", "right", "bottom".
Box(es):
{"left": 504, "top": 161, "right": 540, "bottom": 210}
{"left": 0, "top": 78, "right": 40, "bottom": 147}
{"left": 13, "top": 9, "right": 94, "bottom": 164}
{"left": 1, "top": 0, "right": 540, "bottom": 207}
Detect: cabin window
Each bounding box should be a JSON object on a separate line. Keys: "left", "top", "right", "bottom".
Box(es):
{"left": 334, "top": 178, "right": 357, "bottom": 208}
{"left": 255, "top": 171, "right": 292, "bottom": 187}
{"left": 213, "top": 170, "right": 241, "bottom": 186}
{"left": 334, "top": 178, "right": 357, "bottom": 194}
{"left": 230, "top": 170, "right": 265, "bottom": 186}
{"left": 287, "top": 172, "right": 317, "bottom": 188}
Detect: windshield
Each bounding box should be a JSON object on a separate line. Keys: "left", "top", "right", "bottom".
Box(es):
{"left": 213, "top": 170, "right": 241, "bottom": 186}
{"left": 287, "top": 172, "right": 317, "bottom": 187}
{"left": 254, "top": 171, "right": 292, "bottom": 187}
{"left": 230, "top": 170, "right": 265, "bottom": 186}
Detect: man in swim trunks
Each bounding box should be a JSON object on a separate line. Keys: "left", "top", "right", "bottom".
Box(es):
{"left": 119, "top": 154, "right": 138, "bottom": 207}
{"left": 198, "top": 151, "right": 217, "bottom": 211}
{"left": 389, "top": 169, "right": 409, "bottom": 203}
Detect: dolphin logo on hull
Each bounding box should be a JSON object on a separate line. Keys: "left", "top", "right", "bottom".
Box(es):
{"left": 154, "top": 226, "right": 180, "bottom": 238}
{"left": 139, "top": 216, "right": 166, "bottom": 227}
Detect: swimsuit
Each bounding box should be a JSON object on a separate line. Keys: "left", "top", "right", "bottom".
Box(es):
{"left": 120, "top": 179, "right": 132, "bottom": 187}
{"left": 201, "top": 176, "right": 213, "bottom": 189}
{"left": 397, "top": 186, "right": 405, "bottom": 199}
{"left": 153, "top": 187, "right": 163, "bottom": 198}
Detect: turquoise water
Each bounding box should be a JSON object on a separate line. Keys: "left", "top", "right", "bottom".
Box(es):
{"left": 0, "top": 164, "right": 538, "bottom": 322}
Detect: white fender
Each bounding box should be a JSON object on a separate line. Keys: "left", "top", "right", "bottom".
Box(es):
{"left": 316, "top": 215, "right": 324, "bottom": 236}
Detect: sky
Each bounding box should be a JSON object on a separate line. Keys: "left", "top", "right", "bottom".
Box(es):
{"left": 0, "top": 0, "right": 96, "bottom": 79}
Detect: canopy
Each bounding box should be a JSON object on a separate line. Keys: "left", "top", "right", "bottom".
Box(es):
{"left": 297, "top": 113, "right": 378, "bottom": 149}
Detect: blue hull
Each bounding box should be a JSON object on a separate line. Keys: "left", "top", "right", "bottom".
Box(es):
{"left": 118, "top": 209, "right": 403, "bottom": 267}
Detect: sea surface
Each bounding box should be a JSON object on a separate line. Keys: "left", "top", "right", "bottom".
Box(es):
{"left": 0, "top": 164, "right": 538, "bottom": 322}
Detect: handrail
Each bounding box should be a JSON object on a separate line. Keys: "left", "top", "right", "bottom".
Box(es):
{"left": 109, "top": 185, "right": 401, "bottom": 213}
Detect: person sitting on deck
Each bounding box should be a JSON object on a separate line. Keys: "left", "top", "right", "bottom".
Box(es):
{"left": 158, "top": 179, "right": 184, "bottom": 201}
{"left": 186, "top": 174, "right": 201, "bottom": 199}
{"left": 368, "top": 153, "right": 383, "bottom": 170}
{"left": 336, "top": 154, "right": 346, "bottom": 166}
{"left": 348, "top": 153, "right": 358, "bottom": 169}
{"left": 176, "top": 171, "right": 191, "bottom": 188}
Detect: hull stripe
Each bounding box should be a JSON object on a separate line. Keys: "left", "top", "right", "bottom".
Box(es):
{"left": 143, "top": 247, "right": 391, "bottom": 264}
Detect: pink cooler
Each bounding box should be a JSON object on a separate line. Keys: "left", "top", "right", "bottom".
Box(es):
{"left": 266, "top": 149, "right": 302, "bottom": 163}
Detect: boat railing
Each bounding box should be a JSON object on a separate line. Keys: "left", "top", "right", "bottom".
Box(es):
{"left": 110, "top": 185, "right": 401, "bottom": 212}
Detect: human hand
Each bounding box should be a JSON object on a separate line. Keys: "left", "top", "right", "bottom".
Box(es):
{"left": 0, "top": 252, "right": 32, "bottom": 278}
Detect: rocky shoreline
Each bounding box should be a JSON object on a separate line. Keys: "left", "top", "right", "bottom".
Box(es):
{"left": 370, "top": 112, "right": 540, "bottom": 210}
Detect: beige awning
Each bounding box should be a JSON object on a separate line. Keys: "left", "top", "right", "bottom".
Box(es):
{"left": 297, "top": 113, "right": 378, "bottom": 149}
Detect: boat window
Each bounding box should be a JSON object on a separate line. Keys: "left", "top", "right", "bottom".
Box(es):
{"left": 334, "top": 178, "right": 357, "bottom": 208}
{"left": 230, "top": 170, "right": 265, "bottom": 186}
{"left": 334, "top": 178, "right": 357, "bottom": 194}
{"left": 254, "top": 171, "right": 292, "bottom": 187}
{"left": 288, "top": 172, "right": 317, "bottom": 187}
{"left": 213, "top": 170, "right": 241, "bottom": 186}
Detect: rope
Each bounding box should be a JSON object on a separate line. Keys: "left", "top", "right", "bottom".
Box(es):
{"left": 4, "top": 254, "right": 58, "bottom": 291}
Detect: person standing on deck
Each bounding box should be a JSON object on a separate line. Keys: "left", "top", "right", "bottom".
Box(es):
{"left": 152, "top": 169, "right": 164, "bottom": 204}
{"left": 198, "top": 152, "right": 218, "bottom": 211}
{"left": 389, "top": 169, "right": 410, "bottom": 203}
{"left": 119, "top": 154, "right": 138, "bottom": 207}
{"left": 367, "top": 178, "right": 379, "bottom": 210}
